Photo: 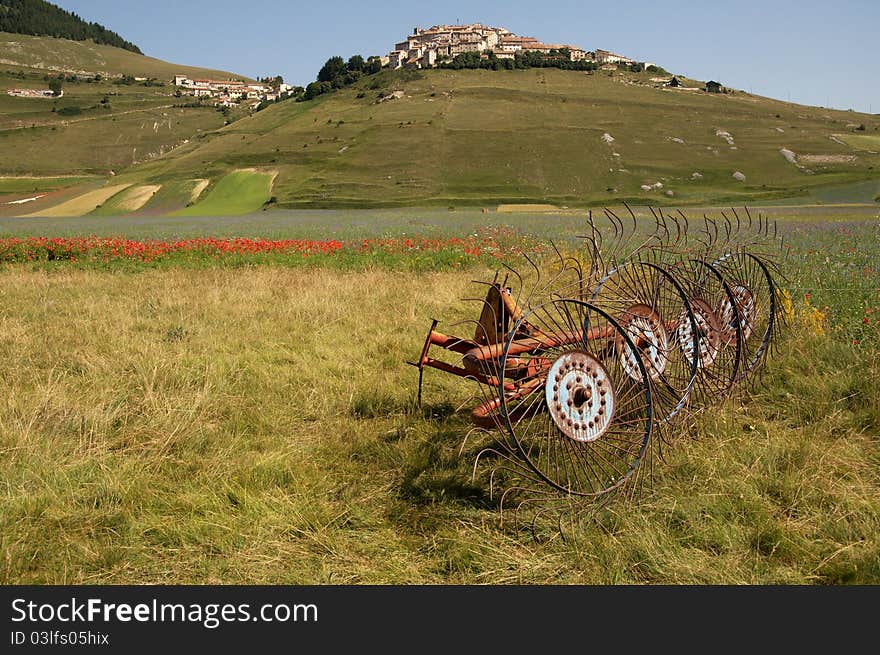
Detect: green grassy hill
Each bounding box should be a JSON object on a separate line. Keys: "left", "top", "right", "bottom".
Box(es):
{"left": 1, "top": 0, "right": 141, "bottom": 52}
{"left": 0, "top": 31, "right": 249, "bottom": 80}
{"left": 114, "top": 67, "right": 880, "bottom": 210}
{"left": 4, "top": 64, "right": 880, "bottom": 214}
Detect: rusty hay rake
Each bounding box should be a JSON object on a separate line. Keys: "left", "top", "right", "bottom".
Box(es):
{"left": 408, "top": 207, "right": 788, "bottom": 526}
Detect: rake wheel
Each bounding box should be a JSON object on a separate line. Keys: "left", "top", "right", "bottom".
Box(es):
{"left": 498, "top": 299, "right": 653, "bottom": 497}
{"left": 590, "top": 260, "right": 700, "bottom": 431}
{"left": 711, "top": 251, "right": 779, "bottom": 383}
{"left": 670, "top": 259, "right": 744, "bottom": 402}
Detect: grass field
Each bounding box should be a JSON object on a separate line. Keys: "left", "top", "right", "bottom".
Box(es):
{"left": 0, "top": 209, "right": 877, "bottom": 584}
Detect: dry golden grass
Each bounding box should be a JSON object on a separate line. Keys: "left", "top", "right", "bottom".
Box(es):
{"left": 24, "top": 184, "right": 131, "bottom": 217}
{"left": 0, "top": 266, "right": 877, "bottom": 584}
{"left": 189, "top": 180, "right": 210, "bottom": 204}
{"left": 112, "top": 185, "right": 162, "bottom": 212}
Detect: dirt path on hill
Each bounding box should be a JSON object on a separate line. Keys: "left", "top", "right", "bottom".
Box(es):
{"left": 0, "top": 104, "right": 177, "bottom": 133}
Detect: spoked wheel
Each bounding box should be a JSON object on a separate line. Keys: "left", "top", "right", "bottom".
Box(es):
{"left": 669, "top": 259, "right": 744, "bottom": 402}
{"left": 498, "top": 299, "right": 653, "bottom": 497}
{"left": 711, "top": 251, "right": 778, "bottom": 383}
{"left": 590, "top": 260, "right": 700, "bottom": 431}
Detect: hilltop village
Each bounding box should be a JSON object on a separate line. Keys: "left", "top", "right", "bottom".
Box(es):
{"left": 386, "top": 23, "right": 648, "bottom": 70}
{"left": 168, "top": 23, "right": 659, "bottom": 108}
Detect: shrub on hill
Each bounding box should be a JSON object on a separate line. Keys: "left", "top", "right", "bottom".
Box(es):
{"left": 439, "top": 49, "right": 599, "bottom": 72}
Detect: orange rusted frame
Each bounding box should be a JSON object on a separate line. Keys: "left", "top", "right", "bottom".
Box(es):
{"left": 419, "top": 356, "right": 516, "bottom": 391}
{"left": 464, "top": 325, "right": 616, "bottom": 362}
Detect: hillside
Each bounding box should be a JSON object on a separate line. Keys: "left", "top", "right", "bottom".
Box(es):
{"left": 0, "top": 33, "right": 254, "bottom": 205}
{"left": 3, "top": 66, "right": 880, "bottom": 214}
{"left": 116, "top": 67, "right": 880, "bottom": 211}
{"left": 0, "top": 31, "right": 250, "bottom": 81}
{"left": 0, "top": 0, "right": 140, "bottom": 52}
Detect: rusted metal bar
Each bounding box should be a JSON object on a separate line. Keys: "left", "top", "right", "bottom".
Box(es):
{"left": 465, "top": 326, "right": 616, "bottom": 362}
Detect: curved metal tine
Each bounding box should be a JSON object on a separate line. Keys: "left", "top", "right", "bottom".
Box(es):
{"left": 576, "top": 232, "right": 604, "bottom": 282}
{"left": 473, "top": 448, "right": 507, "bottom": 484}
{"left": 580, "top": 212, "right": 607, "bottom": 279}
{"left": 665, "top": 210, "right": 683, "bottom": 247}
{"left": 518, "top": 251, "right": 545, "bottom": 311}
{"left": 676, "top": 209, "right": 691, "bottom": 247}
{"left": 573, "top": 212, "right": 601, "bottom": 280}
{"left": 719, "top": 211, "right": 733, "bottom": 245}
{"left": 648, "top": 205, "right": 662, "bottom": 235}
{"left": 621, "top": 200, "right": 639, "bottom": 241}
{"left": 529, "top": 504, "right": 568, "bottom": 543}
{"left": 708, "top": 216, "right": 720, "bottom": 249}
{"left": 657, "top": 209, "right": 672, "bottom": 247}
{"left": 615, "top": 202, "right": 641, "bottom": 261}
{"left": 586, "top": 209, "right": 604, "bottom": 256}
{"left": 499, "top": 483, "right": 542, "bottom": 528}
{"left": 602, "top": 207, "right": 626, "bottom": 260}
{"left": 537, "top": 239, "right": 582, "bottom": 299}
{"left": 605, "top": 205, "right": 622, "bottom": 246}
{"left": 460, "top": 425, "right": 491, "bottom": 457}
{"left": 666, "top": 210, "right": 689, "bottom": 257}
{"left": 537, "top": 250, "right": 589, "bottom": 303}
{"left": 693, "top": 214, "right": 712, "bottom": 251}
{"left": 625, "top": 209, "right": 668, "bottom": 261}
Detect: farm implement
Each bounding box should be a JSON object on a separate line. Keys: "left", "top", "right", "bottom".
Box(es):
{"left": 409, "top": 207, "right": 786, "bottom": 515}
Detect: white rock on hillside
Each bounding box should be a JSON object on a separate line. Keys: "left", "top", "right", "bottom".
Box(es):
{"left": 715, "top": 129, "right": 735, "bottom": 145}
{"left": 780, "top": 148, "right": 797, "bottom": 164}
{"left": 732, "top": 171, "right": 746, "bottom": 182}
{"left": 602, "top": 133, "right": 615, "bottom": 144}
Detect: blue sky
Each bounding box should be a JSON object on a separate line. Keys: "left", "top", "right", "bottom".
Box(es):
{"left": 54, "top": 0, "right": 878, "bottom": 114}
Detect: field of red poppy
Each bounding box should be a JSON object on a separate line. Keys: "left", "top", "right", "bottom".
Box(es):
{"left": 0, "top": 208, "right": 877, "bottom": 584}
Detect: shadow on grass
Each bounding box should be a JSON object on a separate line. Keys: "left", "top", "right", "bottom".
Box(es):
{"left": 349, "top": 389, "right": 460, "bottom": 422}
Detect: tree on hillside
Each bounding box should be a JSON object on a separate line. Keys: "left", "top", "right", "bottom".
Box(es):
{"left": 347, "top": 55, "right": 365, "bottom": 72}
{"left": 48, "top": 76, "right": 62, "bottom": 96}
{"left": 365, "top": 57, "right": 382, "bottom": 75}
{"left": 317, "top": 56, "right": 346, "bottom": 83}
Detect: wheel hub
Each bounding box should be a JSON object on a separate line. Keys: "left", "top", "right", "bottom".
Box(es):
{"left": 679, "top": 299, "right": 721, "bottom": 368}
{"left": 618, "top": 304, "right": 668, "bottom": 381}
{"left": 545, "top": 351, "right": 615, "bottom": 443}
{"left": 719, "top": 284, "right": 755, "bottom": 345}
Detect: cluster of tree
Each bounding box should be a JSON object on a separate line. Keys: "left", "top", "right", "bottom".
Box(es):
{"left": 439, "top": 49, "right": 600, "bottom": 72}
{"left": 0, "top": 0, "right": 142, "bottom": 53}
{"left": 259, "top": 75, "right": 284, "bottom": 87}
{"left": 438, "top": 51, "right": 670, "bottom": 76}
{"left": 301, "top": 54, "right": 383, "bottom": 101}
